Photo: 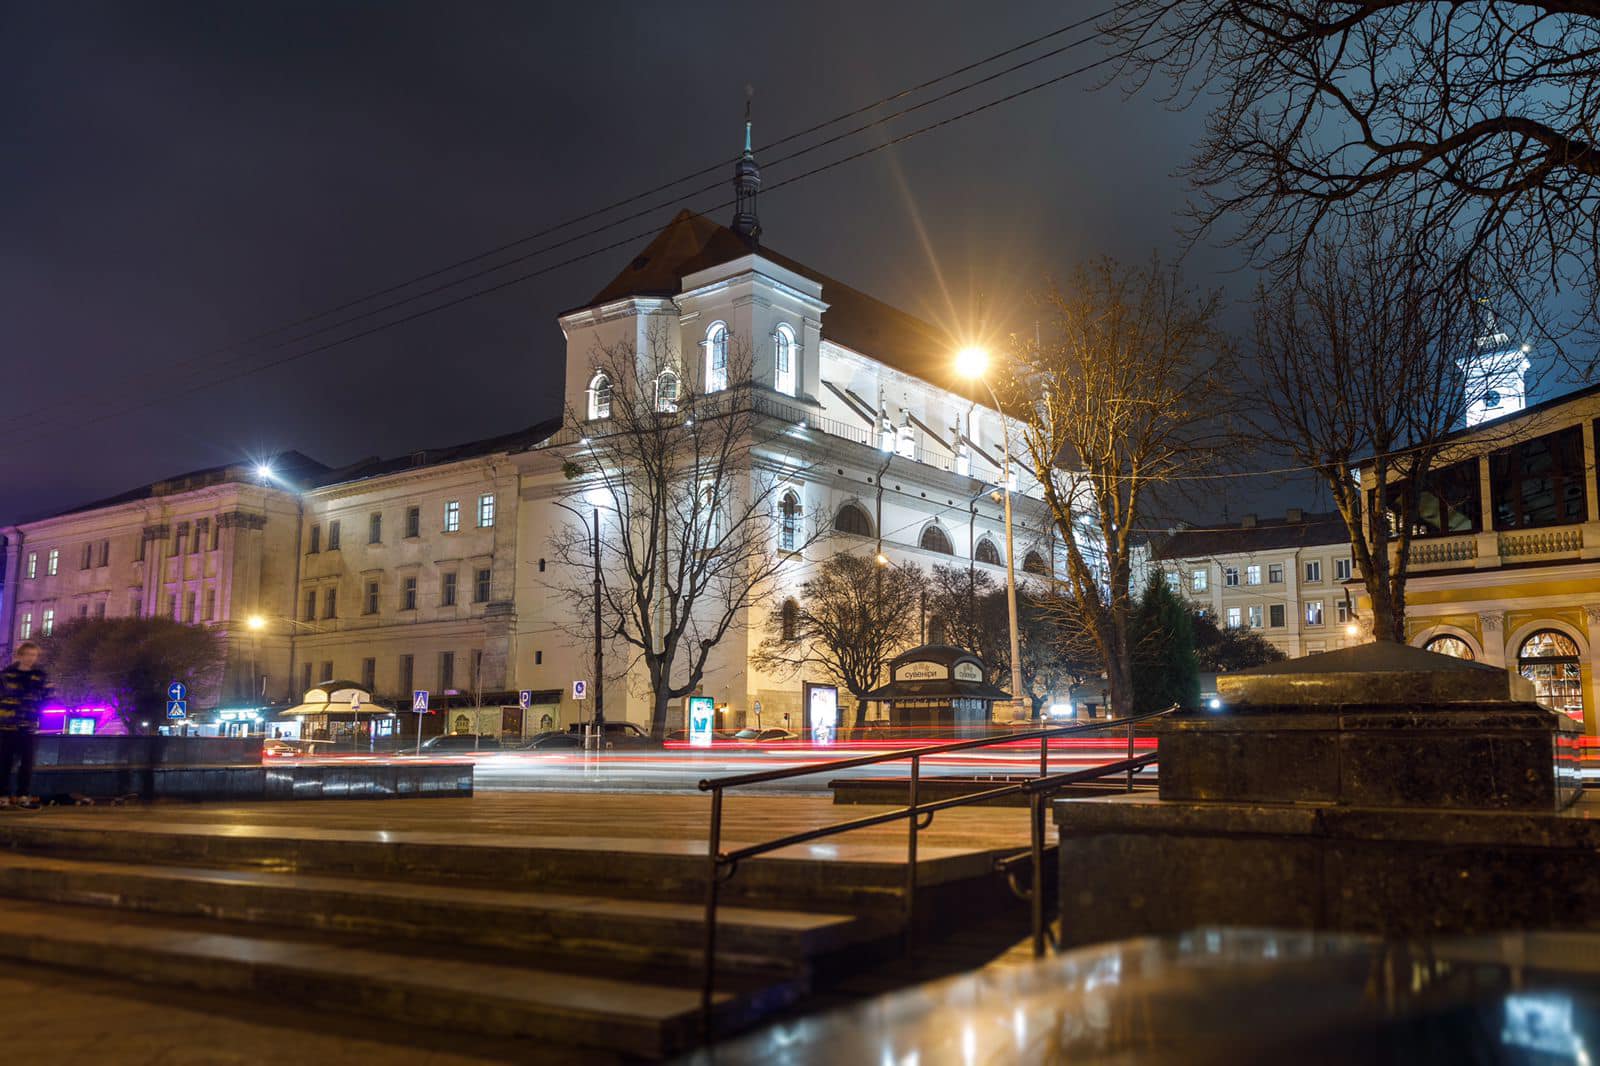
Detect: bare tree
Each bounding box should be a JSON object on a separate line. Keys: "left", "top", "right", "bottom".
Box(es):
{"left": 1253, "top": 220, "right": 1489, "bottom": 642}
{"left": 550, "top": 330, "right": 816, "bottom": 738}
{"left": 1003, "top": 257, "right": 1232, "bottom": 716}
{"left": 755, "top": 553, "right": 926, "bottom": 730}
{"left": 1110, "top": 0, "right": 1596, "bottom": 345}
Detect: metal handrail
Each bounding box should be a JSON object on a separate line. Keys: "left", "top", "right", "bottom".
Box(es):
{"left": 694, "top": 705, "right": 1178, "bottom": 1031}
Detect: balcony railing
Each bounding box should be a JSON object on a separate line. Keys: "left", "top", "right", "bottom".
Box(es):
{"left": 1500, "top": 527, "right": 1584, "bottom": 559}
{"left": 1397, "top": 524, "right": 1589, "bottom": 575}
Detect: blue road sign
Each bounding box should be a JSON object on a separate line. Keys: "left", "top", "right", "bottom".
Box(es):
{"left": 166, "top": 699, "right": 187, "bottom": 719}
{"left": 572, "top": 679, "right": 587, "bottom": 701}
{"left": 412, "top": 689, "right": 429, "bottom": 713}
{"left": 518, "top": 690, "right": 532, "bottom": 710}
{"left": 168, "top": 681, "right": 187, "bottom": 701}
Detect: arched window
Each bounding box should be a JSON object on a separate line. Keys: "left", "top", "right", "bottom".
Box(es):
{"left": 780, "top": 598, "right": 800, "bottom": 642}
{"left": 774, "top": 323, "right": 796, "bottom": 397}
{"left": 920, "top": 524, "right": 953, "bottom": 555}
{"left": 833, "top": 503, "right": 872, "bottom": 537}
{"left": 705, "top": 322, "right": 728, "bottom": 393}
{"left": 1424, "top": 635, "right": 1475, "bottom": 661}
{"left": 655, "top": 370, "right": 679, "bottom": 413}
{"left": 586, "top": 371, "right": 612, "bottom": 421}
{"left": 1518, "top": 629, "right": 1584, "bottom": 722}
{"left": 779, "top": 491, "right": 800, "bottom": 552}
{"left": 1023, "top": 551, "right": 1047, "bottom": 575}
{"left": 974, "top": 538, "right": 1001, "bottom": 566}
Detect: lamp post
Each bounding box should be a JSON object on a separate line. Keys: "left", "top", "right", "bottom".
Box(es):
{"left": 956, "top": 347, "right": 1024, "bottom": 717}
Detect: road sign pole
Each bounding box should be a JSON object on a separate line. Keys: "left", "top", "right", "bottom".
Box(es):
{"left": 416, "top": 712, "right": 422, "bottom": 756}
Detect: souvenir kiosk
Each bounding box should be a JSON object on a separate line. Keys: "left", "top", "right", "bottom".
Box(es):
{"left": 274, "top": 680, "right": 398, "bottom": 749}
{"left": 863, "top": 645, "right": 1012, "bottom": 738}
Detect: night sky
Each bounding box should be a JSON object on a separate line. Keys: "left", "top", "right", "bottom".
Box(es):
{"left": 5, "top": 1, "right": 1314, "bottom": 525}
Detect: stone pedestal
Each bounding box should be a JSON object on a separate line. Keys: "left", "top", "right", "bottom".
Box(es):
{"left": 1056, "top": 643, "right": 1585, "bottom": 948}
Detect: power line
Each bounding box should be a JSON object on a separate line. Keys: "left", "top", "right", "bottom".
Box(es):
{"left": 6, "top": 5, "right": 1131, "bottom": 436}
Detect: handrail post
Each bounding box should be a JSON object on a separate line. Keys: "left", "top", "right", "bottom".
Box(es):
{"left": 905, "top": 753, "right": 920, "bottom": 953}
{"left": 1039, "top": 732, "right": 1048, "bottom": 780}
{"left": 701, "top": 788, "right": 724, "bottom": 1034}
{"left": 1030, "top": 790, "right": 1047, "bottom": 958}
{"left": 1125, "top": 716, "right": 1135, "bottom": 793}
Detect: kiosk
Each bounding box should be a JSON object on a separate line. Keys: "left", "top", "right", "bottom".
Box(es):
{"left": 863, "top": 645, "right": 1011, "bottom": 738}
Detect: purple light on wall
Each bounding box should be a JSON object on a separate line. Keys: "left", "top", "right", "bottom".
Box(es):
{"left": 38, "top": 706, "right": 126, "bottom": 735}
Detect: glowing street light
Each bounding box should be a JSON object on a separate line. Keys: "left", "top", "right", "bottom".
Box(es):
{"left": 246, "top": 614, "right": 267, "bottom": 631}
{"left": 954, "top": 345, "right": 990, "bottom": 379}
{"left": 254, "top": 463, "right": 274, "bottom": 480}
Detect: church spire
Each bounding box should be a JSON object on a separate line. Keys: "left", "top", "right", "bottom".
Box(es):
{"left": 732, "top": 97, "right": 762, "bottom": 244}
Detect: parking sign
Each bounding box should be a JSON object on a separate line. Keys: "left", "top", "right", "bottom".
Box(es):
{"left": 518, "top": 690, "right": 532, "bottom": 710}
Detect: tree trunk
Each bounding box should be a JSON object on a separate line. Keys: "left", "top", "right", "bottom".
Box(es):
{"left": 853, "top": 696, "right": 869, "bottom": 730}
{"left": 649, "top": 686, "right": 671, "bottom": 740}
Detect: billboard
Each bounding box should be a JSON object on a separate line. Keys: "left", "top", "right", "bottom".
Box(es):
{"left": 805, "top": 683, "right": 839, "bottom": 745}
{"left": 688, "top": 696, "right": 716, "bottom": 748}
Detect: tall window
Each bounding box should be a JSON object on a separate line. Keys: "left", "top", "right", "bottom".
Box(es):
{"left": 1247, "top": 605, "right": 1263, "bottom": 628}
{"left": 304, "top": 589, "right": 317, "bottom": 621}
{"left": 364, "top": 580, "right": 379, "bottom": 615}
{"left": 587, "top": 371, "right": 612, "bottom": 420}
{"left": 320, "top": 661, "right": 333, "bottom": 683}
{"left": 1269, "top": 604, "right": 1285, "bottom": 627}
{"left": 204, "top": 589, "right": 215, "bottom": 621}
{"left": 1334, "top": 558, "right": 1352, "bottom": 581}
{"left": 401, "top": 576, "right": 418, "bottom": 611}
{"left": 1226, "top": 606, "right": 1241, "bottom": 628}
{"left": 41, "top": 608, "right": 54, "bottom": 636}
{"left": 444, "top": 500, "right": 461, "bottom": 533}
{"left": 1385, "top": 458, "right": 1483, "bottom": 537}
{"left": 474, "top": 568, "right": 491, "bottom": 603}
{"left": 477, "top": 493, "right": 496, "bottom": 528}
{"left": 439, "top": 650, "right": 455, "bottom": 691}
{"left": 1191, "top": 569, "right": 1208, "bottom": 592}
{"left": 1305, "top": 560, "right": 1322, "bottom": 582}
{"left": 1024, "top": 551, "right": 1047, "bottom": 575}
{"left": 1268, "top": 563, "right": 1283, "bottom": 583}
{"left": 307, "top": 525, "right": 320, "bottom": 554}
{"left": 369, "top": 513, "right": 383, "bottom": 544}
{"left": 975, "top": 539, "right": 1001, "bottom": 566}
{"left": 774, "top": 323, "right": 796, "bottom": 397}
{"left": 833, "top": 503, "right": 872, "bottom": 537}
{"left": 655, "top": 370, "right": 679, "bottom": 413}
{"left": 128, "top": 593, "right": 141, "bottom": 617}
{"left": 919, "top": 525, "right": 954, "bottom": 555}
{"left": 323, "top": 587, "right": 337, "bottom": 619}
{"left": 97, "top": 540, "right": 109, "bottom": 566}
{"left": 26, "top": 552, "right": 36, "bottom": 579}
{"left": 780, "top": 598, "right": 800, "bottom": 641}
{"left": 404, "top": 506, "right": 420, "bottom": 539}
{"left": 399, "top": 654, "right": 415, "bottom": 695}
{"left": 1519, "top": 630, "right": 1584, "bottom": 722}
{"left": 1305, "top": 600, "right": 1324, "bottom": 627}
{"left": 1491, "top": 426, "right": 1588, "bottom": 530}
{"left": 134, "top": 537, "right": 145, "bottom": 562}
{"left": 1245, "top": 565, "right": 1262, "bottom": 586}
{"left": 185, "top": 591, "right": 197, "bottom": 623}
{"left": 327, "top": 520, "right": 341, "bottom": 551}
{"left": 441, "top": 572, "right": 458, "bottom": 607}
{"left": 301, "top": 663, "right": 313, "bottom": 695}
{"left": 209, "top": 523, "right": 220, "bottom": 551}
{"left": 18, "top": 613, "right": 30, "bottom": 640}
{"left": 1224, "top": 566, "right": 1239, "bottom": 587}
{"left": 47, "top": 549, "right": 58, "bottom": 576}
{"left": 779, "top": 491, "right": 800, "bottom": 552}
{"left": 361, "top": 658, "right": 376, "bottom": 692}
{"left": 705, "top": 322, "right": 728, "bottom": 392}
{"left": 80, "top": 544, "right": 92, "bottom": 570}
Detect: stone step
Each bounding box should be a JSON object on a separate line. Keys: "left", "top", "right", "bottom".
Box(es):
{"left": 0, "top": 898, "right": 753, "bottom": 1059}
{"left": 0, "top": 850, "right": 878, "bottom": 979}
{"left": 0, "top": 817, "right": 994, "bottom": 910}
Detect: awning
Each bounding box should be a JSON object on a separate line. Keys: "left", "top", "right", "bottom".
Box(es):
{"left": 277, "top": 679, "right": 394, "bottom": 717}
{"left": 863, "top": 678, "right": 1013, "bottom": 702}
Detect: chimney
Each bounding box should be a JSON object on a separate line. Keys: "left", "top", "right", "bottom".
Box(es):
{"left": 1241, "top": 514, "right": 1257, "bottom": 528}
{"left": 1286, "top": 508, "right": 1303, "bottom": 523}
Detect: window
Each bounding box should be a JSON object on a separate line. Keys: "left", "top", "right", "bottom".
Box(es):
{"left": 77, "top": 603, "right": 88, "bottom": 619}
{"left": 405, "top": 507, "right": 420, "bottom": 539}
{"left": 301, "top": 663, "right": 313, "bottom": 695}
{"left": 705, "top": 322, "right": 728, "bottom": 392}
{"left": 441, "top": 572, "right": 458, "bottom": 607}
{"left": 919, "top": 525, "right": 953, "bottom": 555}
{"left": 128, "top": 593, "right": 141, "bottom": 617}
{"left": 1337, "top": 601, "right": 1351, "bottom": 624}
{"left": 204, "top": 589, "right": 215, "bottom": 621}
{"left": 1247, "top": 605, "right": 1263, "bottom": 628}
{"left": 1269, "top": 604, "right": 1285, "bottom": 628}
{"left": 364, "top": 580, "right": 379, "bottom": 615}
{"left": 587, "top": 371, "right": 613, "bottom": 420}
{"left": 833, "top": 503, "right": 872, "bottom": 537}
{"left": 444, "top": 500, "right": 460, "bottom": 533}
{"left": 327, "top": 520, "right": 341, "bottom": 551}
{"left": 474, "top": 568, "right": 491, "bottom": 603}
{"left": 1023, "top": 551, "right": 1048, "bottom": 575}
{"left": 47, "top": 549, "right": 58, "bottom": 576}
{"left": 1305, "top": 600, "right": 1324, "bottom": 627}
{"left": 477, "top": 494, "right": 495, "bottom": 529}
{"left": 323, "top": 587, "right": 337, "bottom": 619}
{"left": 1519, "top": 630, "right": 1584, "bottom": 723}
{"left": 134, "top": 537, "right": 145, "bottom": 563}
{"left": 780, "top": 599, "right": 800, "bottom": 641}
{"left": 1245, "top": 565, "right": 1261, "bottom": 586}
{"left": 186, "top": 591, "right": 198, "bottom": 623}
{"left": 320, "top": 661, "right": 334, "bottom": 683}
{"left": 1224, "top": 566, "right": 1239, "bottom": 587}
{"left": 306, "top": 525, "right": 320, "bottom": 553}
{"left": 189, "top": 527, "right": 201, "bottom": 554}
{"left": 535, "top": 651, "right": 542, "bottom": 666}
{"left": 41, "top": 608, "right": 54, "bottom": 636}
{"left": 779, "top": 492, "right": 800, "bottom": 552}
{"left": 18, "top": 613, "right": 30, "bottom": 640}
{"left": 976, "top": 539, "right": 1002, "bottom": 566}
{"left": 174, "top": 528, "right": 187, "bottom": 555}
{"left": 1268, "top": 563, "right": 1283, "bottom": 584}
{"left": 167, "top": 594, "right": 178, "bottom": 619}
{"left": 369, "top": 513, "right": 383, "bottom": 544}
{"left": 774, "top": 323, "right": 796, "bottom": 397}
{"left": 94, "top": 601, "right": 105, "bottom": 619}
{"left": 655, "top": 369, "right": 679, "bottom": 413}
{"left": 209, "top": 523, "right": 220, "bottom": 551}
{"left": 26, "top": 552, "right": 36, "bottom": 579}
{"left": 1424, "top": 634, "right": 1473, "bottom": 660}
{"left": 1226, "top": 607, "right": 1241, "bottom": 628}
{"left": 399, "top": 654, "right": 415, "bottom": 695}
{"left": 361, "top": 658, "right": 376, "bottom": 692}
{"left": 80, "top": 544, "right": 92, "bottom": 570}
{"left": 98, "top": 540, "right": 110, "bottom": 567}
{"left": 1383, "top": 457, "right": 1484, "bottom": 538}
{"left": 1334, "top": 558, "right": 1352, "bottom": 581}
{"left": 439, "top": 651, "right": 455, "bottom": 691}
{"left": 1491, "top": 427, "right": 1587, "bottom": 530}
{"left": 1304, "top": 560, "right": 1322, "bottom": 583}
{"left": 1165, "top": 571, "right": 1181, "bottom": 592}
{"left": 401, "top": 577, "right": 417, "bottom": 611}
{"left": 304, "top": 589, "right": 318, "bottom": 621}
{"left": 1191, "top": 569, "right": 1208, "bottom": 593}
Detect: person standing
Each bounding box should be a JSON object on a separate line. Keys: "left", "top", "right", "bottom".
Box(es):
{"left": 0, "top": 642, "right": 48, "bottom": 809}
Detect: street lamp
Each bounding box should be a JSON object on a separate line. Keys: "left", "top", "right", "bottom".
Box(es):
{"left": 955, "top": 346, "right": 1024, "bottom": 718}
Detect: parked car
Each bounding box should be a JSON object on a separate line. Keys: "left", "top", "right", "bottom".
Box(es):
{"left": 665, "top": 728, "right": 738, "bottom": 743}
{"left": 518, "top": 730, "right": 584, "bottom": 751}
{"left": 731, "top": 728, "right": 799, "bottom": 743}
{"left": 412, "top": 733, "right": 502, "bottom": 754}
{"left": 564, "top": 721, "right": 659, "bottom": 749}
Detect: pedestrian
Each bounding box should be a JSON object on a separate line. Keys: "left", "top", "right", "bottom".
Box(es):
{"left": 0, "top": 641, "right": 49, "bottom": 809}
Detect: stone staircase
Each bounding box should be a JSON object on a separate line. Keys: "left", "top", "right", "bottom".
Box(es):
{"left": 0, "top": 815, "right": 1006, "bottom": 1060}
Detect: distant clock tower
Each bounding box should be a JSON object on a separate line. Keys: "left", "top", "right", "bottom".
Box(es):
{"left": 1458, "top": 309, "right": 1530, "bottom": 428}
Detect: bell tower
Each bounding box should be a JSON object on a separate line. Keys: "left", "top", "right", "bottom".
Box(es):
{"left": 1458, "top": 305, "right": 1530, "bottom": 428}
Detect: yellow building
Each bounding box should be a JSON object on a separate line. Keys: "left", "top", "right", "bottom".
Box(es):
{"left": 1357, "top": 382, "right": 1600, "bottom": 734}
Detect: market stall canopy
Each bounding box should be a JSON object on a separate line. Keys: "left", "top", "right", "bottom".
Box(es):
{"left": 278, "top": 680, "right": 395, "bottom": 717}
{"left": 863, "top": 645, "right": 1012, "bottom": 702}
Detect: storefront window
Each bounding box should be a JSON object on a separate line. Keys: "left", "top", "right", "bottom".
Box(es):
{"left": 1424, "top": 635, "right": 1474, "bottom": 660}
{"left": 1518, "top": 629, "right": 1584, "bottom": 724}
